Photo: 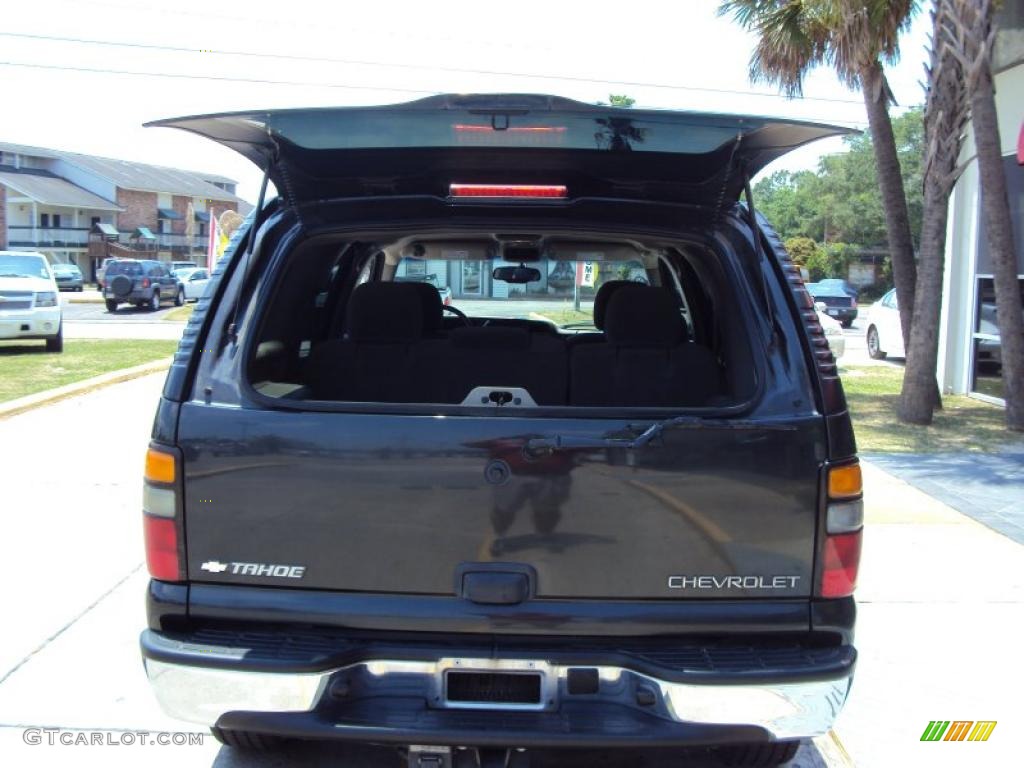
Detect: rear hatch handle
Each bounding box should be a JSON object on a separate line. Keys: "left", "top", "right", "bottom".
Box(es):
{"left": 524, "top": 417, "right": 797, "bottom": 457}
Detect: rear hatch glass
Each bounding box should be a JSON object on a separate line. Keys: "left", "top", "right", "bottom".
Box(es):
{"left": 148, "top": 94, "right": 851, "bottom": 206}
{"left": 106, "top": 261, "right": 142, "bottom": 277}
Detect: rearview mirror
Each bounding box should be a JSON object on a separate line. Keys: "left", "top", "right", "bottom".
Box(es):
{"left": 493, "top": 265, "right": 542, "bottom": 284}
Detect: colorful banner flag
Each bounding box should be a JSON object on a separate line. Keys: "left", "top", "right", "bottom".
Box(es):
{"left": 206, "top": 210, "right": 228, "bottom": 271}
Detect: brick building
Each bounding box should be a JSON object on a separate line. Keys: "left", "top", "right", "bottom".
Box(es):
{"left": 0, "top": 141, "right": 246, "bottom": 281}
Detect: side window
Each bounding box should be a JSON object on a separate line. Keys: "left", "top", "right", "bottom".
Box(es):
{"left": 883, "top": 290, "right": 897, "bottom": 309}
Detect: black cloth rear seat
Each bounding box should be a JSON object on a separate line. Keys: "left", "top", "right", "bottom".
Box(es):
{"left": 308, "top": 281, "right": 717, "bottom": 407}
{"left": 569, "top": 284, "right": 720, "bottom": 407}
{"left": 406, "top": 281, "right": 446, "bottom": 337}
{"left": 567, "top": 279, "right": 633, "bottom": 347}
{"left": 308, "top": 283, "right": 566, "bottom": 405}
{"left": 307, "top": 282, "right": 446, "bottom": 402}
{"left": 438, "top": 326, "right": 568, "bottom": 405}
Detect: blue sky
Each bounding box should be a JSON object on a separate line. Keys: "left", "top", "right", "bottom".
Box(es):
{"left": 2, "top": 0, "right": 933, "bottom": 200}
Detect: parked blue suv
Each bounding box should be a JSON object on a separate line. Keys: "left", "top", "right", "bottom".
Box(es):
{"left": 104, "top": 259, "right": 184, "bottom": 312}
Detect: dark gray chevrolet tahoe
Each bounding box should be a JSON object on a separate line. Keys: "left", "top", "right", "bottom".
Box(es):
{"left": 140, "top": 95, "right": 862, "bottom": 768}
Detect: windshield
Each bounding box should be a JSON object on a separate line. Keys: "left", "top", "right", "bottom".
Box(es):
{"left": 53, "top": 264, "right": 80, "bottom": 274}
{"left": 0, "top": 254, "right": 51, "bottom": 279}
{"left": 396, "top": 256, "right": 651, "bottom": 329}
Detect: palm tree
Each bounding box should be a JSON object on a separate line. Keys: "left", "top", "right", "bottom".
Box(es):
{"left": 898, "top": 1, "right": 969, "bottom": 423}
{"left": 945, "top": 0, "right": 1024, "bottom": 431}
{"left": 719, "top": 1, "right": 920, "bottom": 350}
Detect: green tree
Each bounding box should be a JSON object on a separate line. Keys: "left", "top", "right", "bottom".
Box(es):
{"left": 756, "top": 170, "right": 826, "bottom": 241}
{"left": 719, "top": 0, "right": 920, "bottom": 350}
{"left": 754, "top": 107, "right": 924, "bottom": 279}
{"left": 597, "top": 94, "right": 636, "bottom": 107}
{"left": 783, "top": 236, "right": 821, "bottom": 267}
{"left": 898, "top": 0, "right": 969, "bottom": 423}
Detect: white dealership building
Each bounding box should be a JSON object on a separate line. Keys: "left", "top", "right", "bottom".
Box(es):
{"left": 938, "top": 7, "right": 1024, "bottom": 404}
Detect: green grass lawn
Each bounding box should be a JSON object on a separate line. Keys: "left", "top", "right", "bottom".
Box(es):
{"left": 163, "top": 304, "right": 195, "bottom": 322}
{"left": 841, "top": 364, "right": 1022, "bottom": 453}
{"left": 0, "top": 339, "right": 179, "bottom": 403}
{"left": 532, "top": 307, "right": 594, "bottom": 327}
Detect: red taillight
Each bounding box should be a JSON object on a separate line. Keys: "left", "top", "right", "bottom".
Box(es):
{"left": 142, "top": 277, "right": 150, "bottom": 288}
{"left": 819, "top": 462, "right": 863, "bottom": 598}
{"left": 452, "top": 124, "right": 567, "bottom": 134}
{"left": 449, "top": 184, "right": 567, "bottom": 199}
{"left": 820, "top": 531, "right": 862, "bottom": 598}
{"left": 143, "top": 514, "right": 180, "bottom": 581}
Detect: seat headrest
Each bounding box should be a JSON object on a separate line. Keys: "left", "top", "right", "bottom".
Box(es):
{"left": 603, "top": 285, "right": 686, "bottom": 346}
{"left": 450, "top": 326, "right": 530, "bottom": 349}
{"left": 593, "top": 280, "right": 633, "bottom": 330}
{"left": 406, "top": 281, "right": 444, "bottom": 333}
{"left": 345, "top": 282, "right": 423, "bottom": 342}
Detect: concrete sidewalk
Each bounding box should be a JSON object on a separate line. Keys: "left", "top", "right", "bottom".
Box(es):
{"left": 836, "top": 461, "right": 1022, "bottom": 768}
{"left": 864, "top": 449, "right": 1024, "bottom": 544}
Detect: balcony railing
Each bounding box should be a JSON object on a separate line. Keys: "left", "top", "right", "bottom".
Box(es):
{"left": 7, "top": 226, "right": 91, "bottom": 247}
{"left": 154, "top": 232, "right": 207, "bottom": 251}
{"left": 6, "top": 226, "right": 206, "bottom": 252}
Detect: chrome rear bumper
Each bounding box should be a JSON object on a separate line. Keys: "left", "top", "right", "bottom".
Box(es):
{"left": 144, "top": 655, "right": 852, "bottom": 741}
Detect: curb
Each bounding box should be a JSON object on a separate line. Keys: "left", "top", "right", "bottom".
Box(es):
{"left": 66, "top": 297, "right": 105, "bottom": 304}
{"left": 0, "top": 357, "right": 172, "bottom": 420}
{"left": 813, "top": 730, "right": 856, "bottom": 767}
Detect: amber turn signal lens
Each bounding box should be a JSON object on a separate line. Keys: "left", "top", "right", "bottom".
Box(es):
{"left": 145, "top": 447, "right": 176, "bottom": 485}
{"left": 828, "top": 463, "right": 862, "bottom": 499}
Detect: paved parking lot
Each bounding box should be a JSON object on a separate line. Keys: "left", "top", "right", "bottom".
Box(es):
{"left": 59, "top": 293, "right": 188, "bottom": 340}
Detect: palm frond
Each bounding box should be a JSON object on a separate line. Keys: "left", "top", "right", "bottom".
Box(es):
{"left": 720, "top": 0, "right": 919, "bottom": 97}
{"left": 720, "top": 0, "right": 830, "bottom": 97}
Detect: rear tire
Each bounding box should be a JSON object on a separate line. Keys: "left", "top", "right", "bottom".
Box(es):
{"left": 174, "top": 287, "right": 185, "bottom": 306}
{"left": 105, "top": 299, "right": 118, "bottom": 313}
{"left": 841, "top": 319, "right": 853, "bottom": 329}
{"left": 716, "top": 740, "right": 800, "bottom": 767}
{"left": 209, "top": 727, "right": 285, "bottom": 751}
{"left": 45, "top": 325, "right": 63, "bottom": 353}
{"left": 149, "top": 290, "right": 160, "bottom": 311}
{"left": 867, "top": 325, "right": 886, "bottom": 360}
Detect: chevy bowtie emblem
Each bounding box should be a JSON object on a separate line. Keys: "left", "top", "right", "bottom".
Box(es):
{"left": 200, "top": 560, "right": 229, "bottom": 573}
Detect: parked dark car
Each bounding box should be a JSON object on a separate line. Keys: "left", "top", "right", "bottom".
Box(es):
{"left": 104, "top": 259, "right": 184, "bottom": 311}
{"left": 807, "top": 282, "right": 858, "bottom": 328}
{"left": 51, "top": 263, "right": 84, "bottom": 291}
{"left": 140, "top": 95, "right": 861, "bottom": 768}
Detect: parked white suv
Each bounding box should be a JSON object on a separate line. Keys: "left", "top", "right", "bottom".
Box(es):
{"left": 0, "top": 251, "right": 63, "bottom": 352}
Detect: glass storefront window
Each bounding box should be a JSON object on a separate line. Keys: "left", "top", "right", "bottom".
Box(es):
{"left": 970, "top": 277, "right": 1023, "bottom": 400}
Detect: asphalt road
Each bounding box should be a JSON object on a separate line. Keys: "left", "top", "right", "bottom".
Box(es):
{"left": 0, "top": 373, "right": 839, "bottom": 768}
{"left": 60, "top": 292, "right": 188, "bottom": 340}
